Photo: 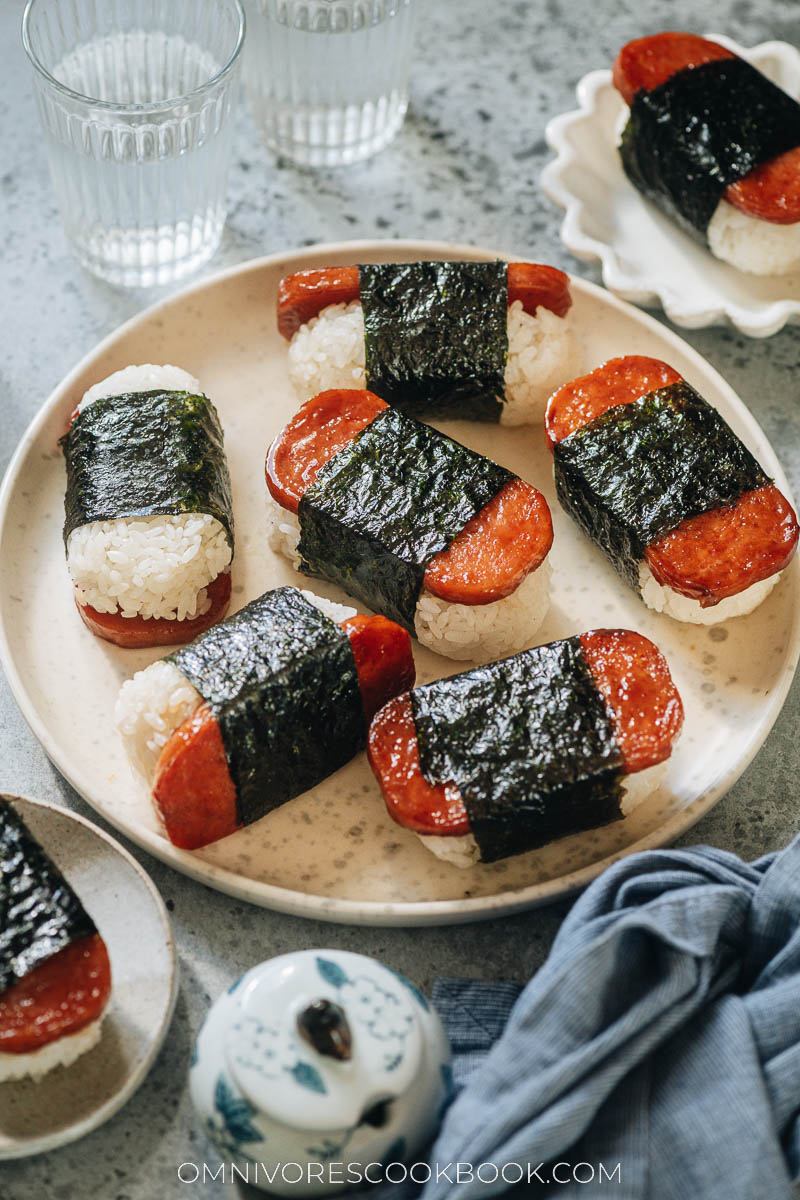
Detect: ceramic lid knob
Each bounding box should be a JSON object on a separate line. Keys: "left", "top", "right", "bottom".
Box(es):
{"left": 297, "top": 999, "right": 352, "bottom": 1061}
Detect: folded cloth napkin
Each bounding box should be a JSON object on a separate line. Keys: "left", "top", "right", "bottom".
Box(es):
{"left": 415, "top": 838, "right": 800, "bottom": 1200}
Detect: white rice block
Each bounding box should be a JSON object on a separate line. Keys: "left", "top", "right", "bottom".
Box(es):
{"left": 79, "top": 363, "right": 200, "bottom": 412}
{"left": 266, "top": 498, "right": 551, "bottom": 662}
{"left": 707, "top": 199, "right": 800, "bottom": 276}
{"left": 288, "top": 302, "right": 367, "bottom": 396}
{"left": 266, "top": 497, "right": 304, "bottom": 571}
{"left": 115, "top": 589, "right": 357, "bottom": 781}
{"left": 0, "top": 1012, "right": 105, "bottom": 1083}
{"left": 638, "top": 561, "right": 781, "bottom": 625}
{"left": 502, "top": 301, "right": 581, "bottom": 426}
{"left": 68, "top": 364, "right": 231, "bottom": 621}
{"left": 414, "top": 562, "right": 551, "bottom": 662}
{"left": 417, "top": 759, "right": 668, "bottom": 869}
{"left": 115, "top": 659, "right": 204, "bottom": 779}
{"left": 417, "top": 831, "right": 482, "bottom": 870}
{"left": 619, "top": 758, "right": 668, "bottom": 816}
{"left": 286, "top": 301, "right": 579, "bottom": 426}
{"left": 67, "top": 513, "right": 232, "bottom": 622}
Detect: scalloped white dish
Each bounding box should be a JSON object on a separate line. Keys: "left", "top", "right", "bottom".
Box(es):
{"left": 541, "top": 35, "right": 800, "bottom": 337}
{"left": 0, "top": 241, "right": 798, "bottom": 927}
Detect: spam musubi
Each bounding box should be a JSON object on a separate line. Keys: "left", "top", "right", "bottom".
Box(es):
{"left": 266, "top": 389, "right": 554, "bottom": 661}
{"left": 62, "top": 364, "right": 234, "bottom": 648}
{"left": 0, "top": 800, "right": 112, "bottom": 1081}
{"left": 367, "top": 629, "right": 683, "bottom": 868}
{"left": 546, "top": 356, "right": 798, "bottom": 623}
{"left": 279, "top": 260, "right": 579, "bottom": 424}
{"left": 613, "top": 33, "right": 800, "bottom": 274}
{"left": 115, "top": 587, "right": 414, "bottom": 850}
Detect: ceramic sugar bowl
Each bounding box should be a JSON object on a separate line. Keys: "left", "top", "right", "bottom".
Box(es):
{"left": 190, "top": 949, "right": 453, "bottom": 1194}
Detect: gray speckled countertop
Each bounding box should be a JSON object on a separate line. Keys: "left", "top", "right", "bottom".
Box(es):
{"left": 2, "top": 0, "right": 800, "bottom": 1195}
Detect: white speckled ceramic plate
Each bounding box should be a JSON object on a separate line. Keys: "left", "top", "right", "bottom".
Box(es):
{"left": 0, "top": 241, "right": 798, "bottom": 926}
{"left": 541, "top": 35, "right": 800, "bottom": 337}
{"left": 0, "top": 795, "right": 177, "bottom": 1158}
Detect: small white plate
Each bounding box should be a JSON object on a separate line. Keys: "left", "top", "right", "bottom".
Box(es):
{"left": 0, "top": 795, "right": 177, "bottom": 1159}
{"left": 541, "top": 35, "right": 800, "bottom": 337}
{"left": 0, "top": 241, "right": 798, "bottom": 926}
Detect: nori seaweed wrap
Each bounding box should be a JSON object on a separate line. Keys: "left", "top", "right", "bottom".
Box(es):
{"left": 0, "top": 799, "right": 97, "bottom": 993}
{"left": 619, "top": 57, "right": 800, "bottom": 239}
{"left": 553, "top": 381, "right": 768, "bottom": 592}
{"left": 296, "top": 407, "right": 513, "bottom": 633}
{"left": 410, "top": 638, "right": 624, "bottom": 863}
{"left": 359, "top": 261, "right": 508, "bottom": 420}
{"left": 61, "top": 389, "right": 234, "bottom": 548}
{"left": 169, "top": 588, "right": 366, "bottom": 830}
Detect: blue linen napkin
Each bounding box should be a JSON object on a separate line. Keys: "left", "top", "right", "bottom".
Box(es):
{"left": 416, "top": 838, "right": 800, "bottom": 1199}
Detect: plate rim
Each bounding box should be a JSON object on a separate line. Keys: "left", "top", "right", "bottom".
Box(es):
{"left": 0, "top": 793, "right": 179, "bottom": 1159}
{"left": 540, "top": 34, "right": 800, "bottom": 338}
{"left": 1, "top": 238, "right": 799, "bottom": 926}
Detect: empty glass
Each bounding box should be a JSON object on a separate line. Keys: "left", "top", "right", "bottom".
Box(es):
{"left": 243, "top": 0, "right": 418, "bottom": 167}
{"left": 22, "top": 0, "right": 245, "bottom": 287}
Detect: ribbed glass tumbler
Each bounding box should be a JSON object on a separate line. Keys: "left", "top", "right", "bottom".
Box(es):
{"left": 22, "top": 0, "right": 245, "bottom": 287}
{"left": 244, "top": 0, "right": 418, "bottom": 167}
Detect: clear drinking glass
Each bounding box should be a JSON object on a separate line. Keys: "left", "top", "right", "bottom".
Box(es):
{"left": 243, "top": 0, "right": 418, "bottom": 167}
{"left": 22, "top": 0, "right": 245, "bottom": 287}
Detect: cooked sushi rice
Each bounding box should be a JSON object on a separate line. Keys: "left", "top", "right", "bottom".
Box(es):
{"left": 266, "top": 498, "right": 551, "bottom": 663}
{"left": 115, "top": 590, "right": 357, "bottom": 780}
{"left": 418, "top": 759, "right": 668, "bottom": 869}
{"left": 66, "top": 364, "right": 232, "bottom": 622}
{"left": 638, "top": 562, "right": 782, "bottom": 625}
{"left": 0, "top": 1014, "right": 105, "bottom": 1083}
{"left": 706, "top": 200, "right": 800, "bottom": 276}
{"left": 287, "top": 301, "right": 580, "bottom": 426}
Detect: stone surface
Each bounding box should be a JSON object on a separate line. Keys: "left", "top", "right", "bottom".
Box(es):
{"left": 2, "top": 0, "right": 799, "bottom": 1194}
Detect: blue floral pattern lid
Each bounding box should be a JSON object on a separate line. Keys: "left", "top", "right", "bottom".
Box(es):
{"left": 225, "top": 951, "right": 423, "bottom": 1132}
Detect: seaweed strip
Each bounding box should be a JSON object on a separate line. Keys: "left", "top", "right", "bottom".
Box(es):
{"left": 359, "top": 261, "right": 508, "bottom": 421}
{"left": 553, "top": 381, "right": 768, "bottom": 591}
{"left": 411, "top": 638, "right": 623, "bottom": 863}
{"left": 296, "top": 407, "right": 513, "bottom": 633}
{"left": 0, "top": 799, "right": 96, "bottom": 993}
{"left": 61, "top": 390, "right": 234, "bottom": 548}
{"left": 170, "top": 588, "right": 365, "bottom": 829}
{"left": 554, "top": 381, "right": 767, "bottom": 588}
{"left": 620, "top": 58, "right": 800, "bottom": 236}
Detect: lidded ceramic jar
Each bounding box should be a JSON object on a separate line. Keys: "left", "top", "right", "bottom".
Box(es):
{"left": 190, "top": 949, "right": 453, "bottom": 1194}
